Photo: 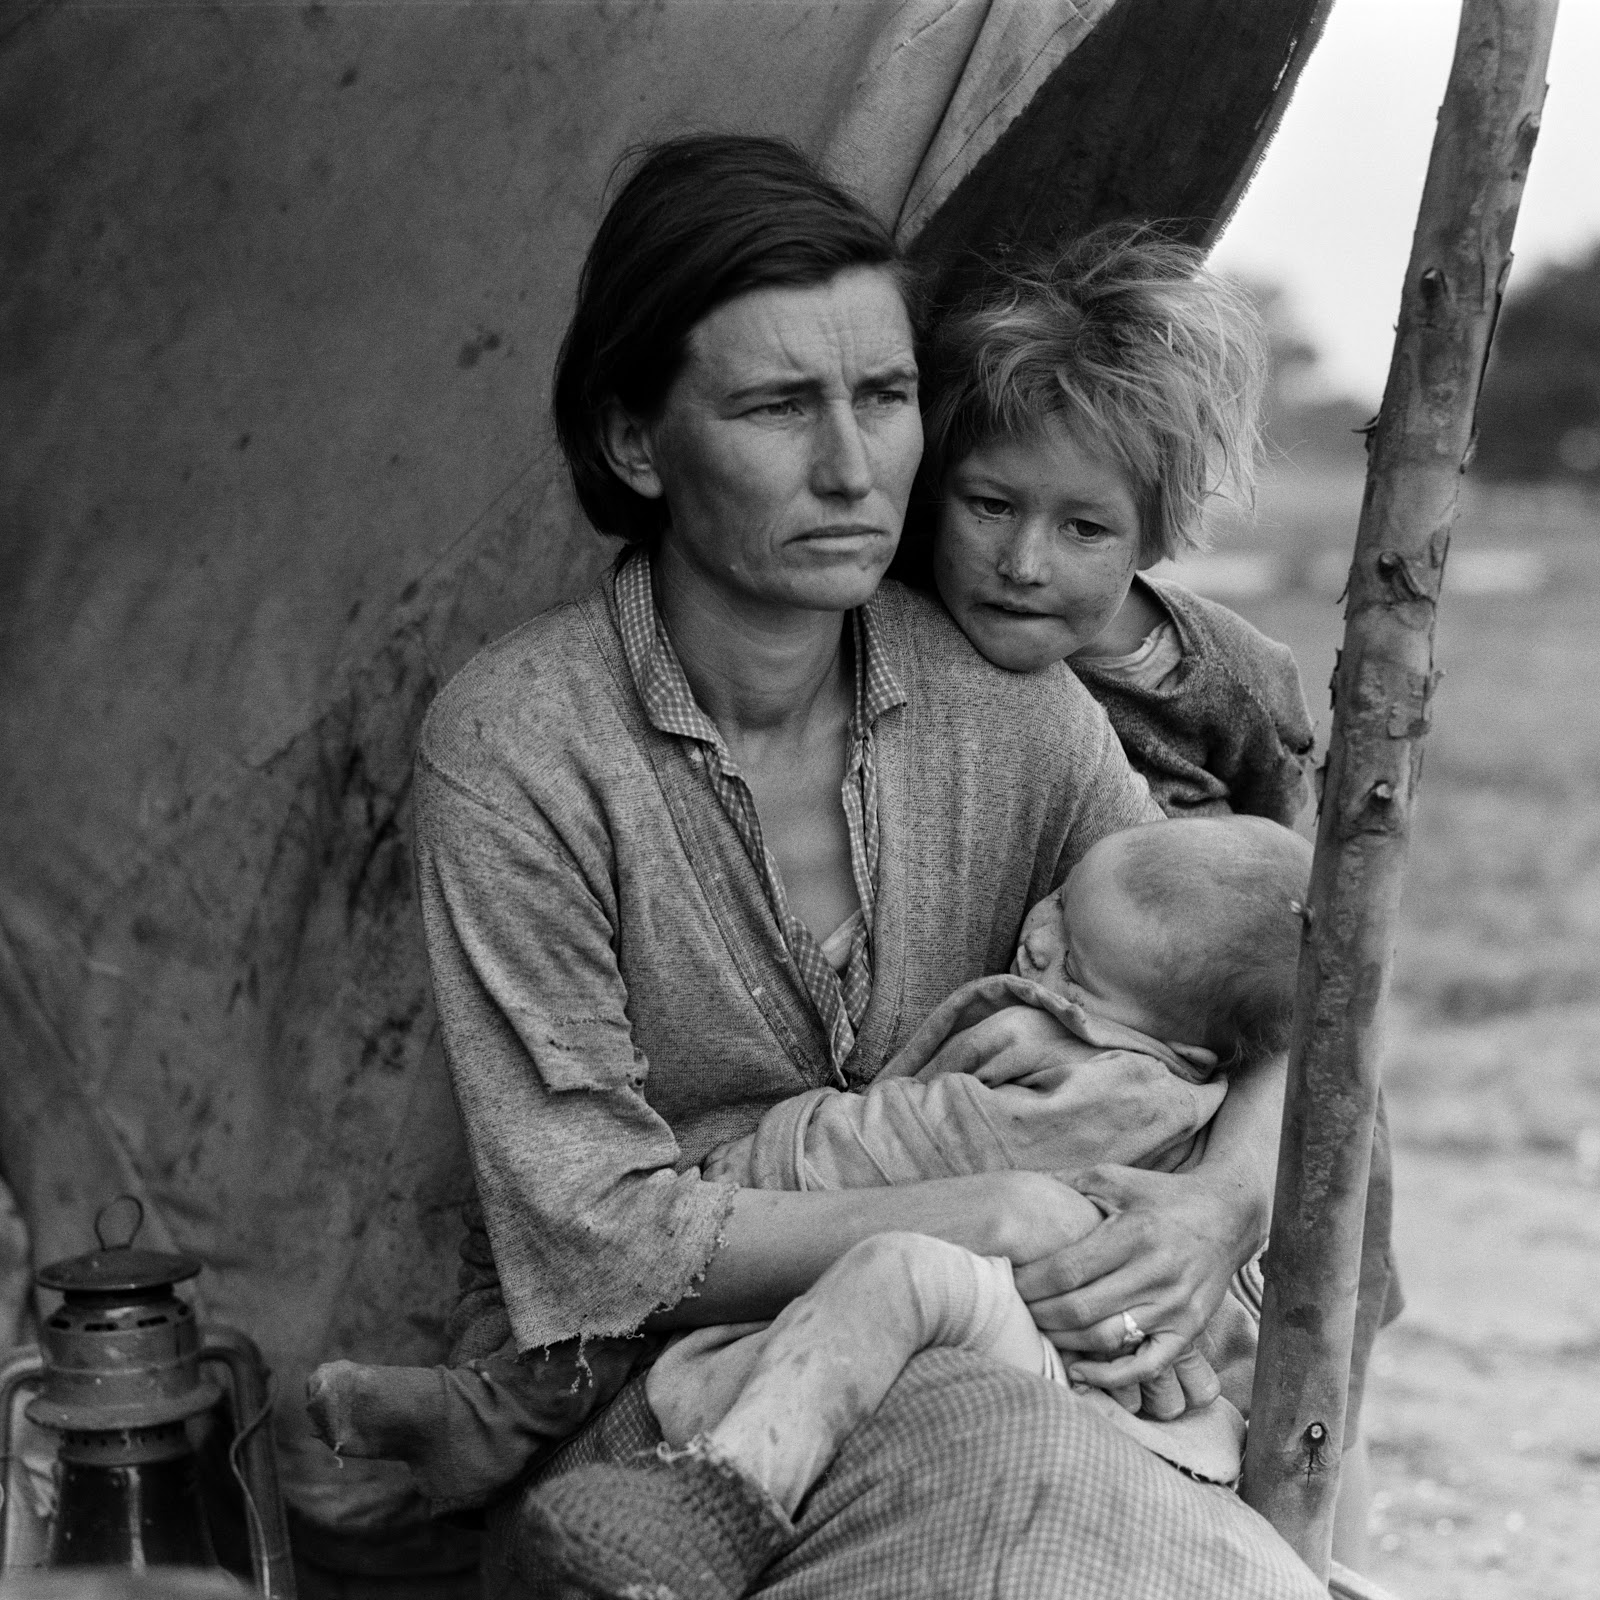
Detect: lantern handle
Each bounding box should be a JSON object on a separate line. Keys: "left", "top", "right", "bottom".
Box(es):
{"left": 0, "top": 1346, "right": 46, "bottom": 1572}
{"left": 93, "top": 1195, "right": 145, "bottom": 1252}
{"left": 202, "top": 1324, "right": 296, "bottom": 1600}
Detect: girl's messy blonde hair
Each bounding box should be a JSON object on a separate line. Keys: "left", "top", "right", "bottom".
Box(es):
{"left": 917, "top": 223, "right": 1268, "bottom": 564}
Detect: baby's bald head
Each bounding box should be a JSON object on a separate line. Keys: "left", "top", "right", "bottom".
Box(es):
{"left": 1016, "top": 816, "right": 1312, "bottom": 1069}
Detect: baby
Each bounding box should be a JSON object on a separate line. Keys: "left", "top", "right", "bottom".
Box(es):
{"left": 309, "top": 817, "right": 1312, "bottom": 1536}
{"left": 486, "top": 816, "right": 1313, "bottom": 1598}
{"left": 901, "top": 222, "right": 1316, "bottom": 824}
{"left": 704, "top": 813, "right": 1309, "bottom": 1195}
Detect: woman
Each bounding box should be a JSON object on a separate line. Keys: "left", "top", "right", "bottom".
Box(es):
{"left": 416, "top": 136, "right": 1312, "bottom": 1597}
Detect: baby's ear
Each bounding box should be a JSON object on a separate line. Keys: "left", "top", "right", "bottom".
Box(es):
{"left": 1168, "top": 1041, "right": 1221, "bottom": 1082}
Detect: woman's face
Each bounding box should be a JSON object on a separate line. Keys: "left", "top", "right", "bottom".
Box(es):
{"left": 932, "top": 417, "right": 1147, "bottom": 672}
{"left": 620, "top": 267, "right": 922, "bottom": 614}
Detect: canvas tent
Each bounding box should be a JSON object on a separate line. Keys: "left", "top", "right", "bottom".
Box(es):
{"left": 0, "top": 0, "right": 1329, "bottom": 1571}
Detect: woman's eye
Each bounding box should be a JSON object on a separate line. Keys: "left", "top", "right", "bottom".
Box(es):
{"left": 751, "top": 398, "right": 803, "bottom": 418}
{"left": 863, "top": 387, "right": 911, "bottom": 409}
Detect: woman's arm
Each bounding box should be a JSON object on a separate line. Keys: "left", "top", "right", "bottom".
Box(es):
{"left": 1012, "top": 1048, "right": 1284, "bottom": 1388}
{"left": 416, "top": 733, "right": 1109, "bottom": 1351}
{"left": 648, "top": 1170, "right": 1105, "bottom": 1329}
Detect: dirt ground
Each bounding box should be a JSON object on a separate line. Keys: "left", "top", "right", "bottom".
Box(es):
{"left": 1363, "top": 1145, "right": 1600, "bottom": 1598}
{"left": 1190, "top": 469, "right": 1600, "bottom": 1599}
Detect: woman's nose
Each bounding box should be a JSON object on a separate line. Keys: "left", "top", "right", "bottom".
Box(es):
{"left": 811, "top": 404, "right": 874, "bottom": 500}
{"left": 996, "top": 521, "right": 1050, "bottom": 585}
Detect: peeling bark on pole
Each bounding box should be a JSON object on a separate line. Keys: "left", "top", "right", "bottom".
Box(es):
{"left": 1240, "top": 0, "right": 1558, "bottom": 1577}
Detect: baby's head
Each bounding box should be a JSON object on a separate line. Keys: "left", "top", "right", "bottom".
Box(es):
{"left": 1013, "top": 817, "right": 1313, "bottom": 1071}
{"left": 913, "top": 224, "right": 1267, "bottom": 671}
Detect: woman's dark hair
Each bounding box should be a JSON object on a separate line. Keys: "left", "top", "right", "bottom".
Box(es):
{"left": 553, "top": 134, "right": 909, "bottom": 544}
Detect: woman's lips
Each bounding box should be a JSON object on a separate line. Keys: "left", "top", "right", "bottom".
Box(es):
{"left": 796, "top": 523, "right": 890, "bottom": 541}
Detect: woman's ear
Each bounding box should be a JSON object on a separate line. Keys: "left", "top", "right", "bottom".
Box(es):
{"left": 600, "top": 405, "right": 666, "bottom": 501}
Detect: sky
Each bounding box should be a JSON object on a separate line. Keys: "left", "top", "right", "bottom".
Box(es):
{"left": 1211, "top": 0, "right": 1600, "bottom": 405}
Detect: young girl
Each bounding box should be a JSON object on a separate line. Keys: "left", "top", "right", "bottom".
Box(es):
{"left": 907, "top": 226, "right": 1395, "bottom": 1568}
{"left": 904, "top": 224, "right": 1315, "bottom": 826}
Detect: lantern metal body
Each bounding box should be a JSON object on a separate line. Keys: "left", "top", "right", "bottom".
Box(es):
{"left": 0, "top": 1211, "right": 295, "bottom": 1598}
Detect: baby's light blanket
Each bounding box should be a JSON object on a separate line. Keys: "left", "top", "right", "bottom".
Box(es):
{"left": 695, "top": 973, "right": 1253, "bottom": 1484}
{"left": 706, "top": 973, "right": 1227, "bottom": 1191}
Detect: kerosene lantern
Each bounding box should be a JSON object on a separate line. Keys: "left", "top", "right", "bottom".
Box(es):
{"left": 0, "top": 1199, "right": 295, "bottom": 1597}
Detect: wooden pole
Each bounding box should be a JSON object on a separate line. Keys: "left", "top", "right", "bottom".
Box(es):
{"left": 1240, "top": 0, "right": 1558, "bottom": 1577}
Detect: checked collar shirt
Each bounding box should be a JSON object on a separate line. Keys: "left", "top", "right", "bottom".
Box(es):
{"left": 615, "top": 548, "right": 905, "bottom": 1081}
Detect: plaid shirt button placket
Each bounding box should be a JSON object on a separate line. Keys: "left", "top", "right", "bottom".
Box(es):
{"left": 616, "top": 551, "right": 904, "bottom": 1081}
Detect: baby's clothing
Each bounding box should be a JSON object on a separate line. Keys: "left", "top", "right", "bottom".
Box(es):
{"left": 705, "top": 971, "right": 1224, "bottom": 1191}
{"left": 648, "top": 1233, "right": 1247, "bottom": 1521}
{"left": 668, "top": 976, "right": 1254, "bottom": 1490}
{"left": 1071, "top": 575, "right": 1315, "bottom": 826}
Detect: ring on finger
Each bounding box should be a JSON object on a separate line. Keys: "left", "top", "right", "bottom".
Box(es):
{"left": 1119, "top": 1311, "right": 1147, "bottom": 1351}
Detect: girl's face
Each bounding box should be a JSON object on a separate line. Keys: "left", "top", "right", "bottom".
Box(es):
{"left": 933, "top": 417, "right": 1148, "bottom": 672}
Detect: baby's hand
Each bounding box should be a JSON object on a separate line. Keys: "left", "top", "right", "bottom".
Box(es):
{"left": 931, "top": 1004, "right": 1075, "bottom": 1080}
{"left": 701, "top": 1134, "right": 752, "bottom": 1184}
{"left": 990, "top": 1170, "right": 1105, "bottom": 1267}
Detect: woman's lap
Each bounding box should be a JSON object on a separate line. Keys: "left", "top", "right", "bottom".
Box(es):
{"left": 489, "top": 1348, "right": 1322, "bottom": 1600}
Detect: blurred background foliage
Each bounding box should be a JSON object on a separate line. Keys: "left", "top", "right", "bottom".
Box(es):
{"left": 1172, "top": 248, "right": 1600, "bottom": 1600}
{"left": 1475, "top": 242, "right": 1600, "bottom": 484}
{"left": 1239, "top": 241, "right": 1600, "bottom": 487}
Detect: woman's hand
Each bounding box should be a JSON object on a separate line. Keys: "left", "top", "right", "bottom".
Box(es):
{"left": 1011, "top": 1162, "right": 1262, "bottom": 1404}
{"left": 1011, "top": 1049, "right": 1285, "bottom": 1413}
{"left": 991, "top": 1169, "right": 1216, "bottom": 1420}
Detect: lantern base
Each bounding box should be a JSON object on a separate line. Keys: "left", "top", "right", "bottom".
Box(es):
{"left": 48, "top": 1438, "right": 219, "bottom": 1572}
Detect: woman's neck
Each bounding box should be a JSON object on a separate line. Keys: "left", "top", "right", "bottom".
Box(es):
{"left": 650, "top": 542, "right": 852, "bottom": 739}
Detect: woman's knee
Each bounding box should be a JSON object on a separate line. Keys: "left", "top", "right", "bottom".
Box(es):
{"left": 774, "top": 1350, "right": 1325, "bottom": 1600}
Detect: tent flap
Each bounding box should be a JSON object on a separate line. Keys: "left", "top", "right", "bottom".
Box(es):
{"left": 0, "top": 0, "right": 1323, "bottom": 1549}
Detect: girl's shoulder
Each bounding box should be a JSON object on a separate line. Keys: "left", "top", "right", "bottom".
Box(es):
{"left": 1139, "top": 574, "right": 1298, "bottom": 676}
{"left": 1136, "top": 576, "right": 1309, "bottom": 723}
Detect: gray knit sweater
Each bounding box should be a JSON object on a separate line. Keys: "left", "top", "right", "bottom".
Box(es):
{"left": 1071, "top": 576, "right": 1315, "bottom": 827}
{"left": 415, "top": 569, "right": 1158, "bottom": 1349}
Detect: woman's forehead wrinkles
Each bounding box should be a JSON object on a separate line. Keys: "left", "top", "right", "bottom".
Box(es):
{"left": 685, "top": 278, "right": 913, "bottom": 394}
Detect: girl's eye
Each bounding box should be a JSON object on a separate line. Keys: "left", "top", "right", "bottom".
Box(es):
{"left": 966, "top": 496, "right": 1012, "bottom": 519}
{"left": 1062, "top": 518, "right": 1111, "bottom": 541}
